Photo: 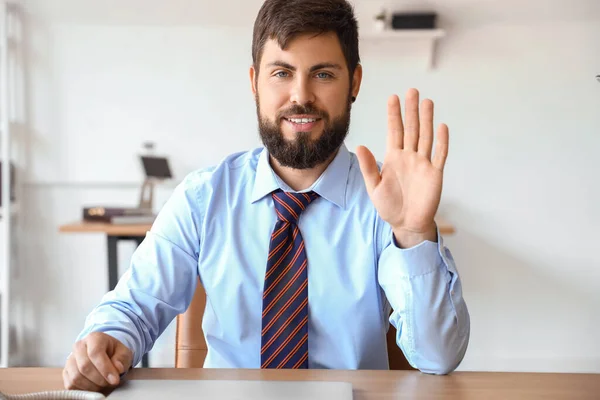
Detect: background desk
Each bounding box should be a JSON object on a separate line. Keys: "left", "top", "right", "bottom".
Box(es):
{"left": 2, "top": 368, "right": 599, "bottom": 399}
{"left": 59, "top": 222, "right": 150, "bottom": 290}
{"left": 58, "top": 222, "right": 150, "bottom": 368}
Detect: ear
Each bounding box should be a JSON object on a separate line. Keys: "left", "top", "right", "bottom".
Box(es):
{"left": 351, "top": 64, "right": 363, "bottom": 101}
{"left": 250, "top": 65, "right": 258, "bottom": 97}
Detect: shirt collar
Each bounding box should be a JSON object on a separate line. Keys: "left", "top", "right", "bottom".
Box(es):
{"left": 250, "top": 144, "right": 351, "bottom": 209}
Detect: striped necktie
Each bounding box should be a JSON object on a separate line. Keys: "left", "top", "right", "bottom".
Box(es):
{"left": 260, "top": 189, "right": 319, "bottom": 369}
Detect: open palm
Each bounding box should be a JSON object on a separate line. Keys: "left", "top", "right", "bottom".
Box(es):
{"left": 357, "top": 89, "right": 449, "bottom": 236}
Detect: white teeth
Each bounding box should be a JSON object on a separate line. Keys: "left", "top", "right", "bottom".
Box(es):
{"left": 289, "top": 118, "right": 316, "bottom": 124}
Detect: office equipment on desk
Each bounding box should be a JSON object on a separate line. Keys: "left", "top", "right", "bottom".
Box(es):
{"left": 138, "top": 155, "right": 173, "bottom": 212}
{"left": 110, "top": 215, "right": 156, "bottom": 225}
{"left": 108, "top": 380, "right": 352, "bottom": 400}
{"left": 81, "top": 154, "right": 172, "bottom": 223}
{"left": 83, "top": 206, "right": 154, "bottom": 223}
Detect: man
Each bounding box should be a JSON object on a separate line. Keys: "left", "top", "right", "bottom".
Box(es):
{"left": 64, "top": 0, "right": 470, "bottom": 391}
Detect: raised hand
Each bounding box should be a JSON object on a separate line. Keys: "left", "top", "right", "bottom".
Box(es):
{"left": 356, "top": 88, "right": 449, "bottom": 248}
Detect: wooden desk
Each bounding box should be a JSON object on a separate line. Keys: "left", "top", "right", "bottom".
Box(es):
{"left": 59, "top": 217, "right": 455, "bottom": 237}
{"left": 59, "top": 222, "right": 151, "bottom": 236}
{"left": 59, "top": 219, "right": 456, "bottom": 235}
{"left": 1, "top": 368, "right": 599, "bottom": 399}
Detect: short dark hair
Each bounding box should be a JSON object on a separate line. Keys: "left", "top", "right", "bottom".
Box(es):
{"left": 252, "top": 0, "right": 360, "bottom": 76}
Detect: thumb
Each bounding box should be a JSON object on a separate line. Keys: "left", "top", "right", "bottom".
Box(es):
{"left": 356, "top": 146, "right": 381, "bottom": 196}
{"left": 110, "top": 341, "right": 133, "bottom": 375}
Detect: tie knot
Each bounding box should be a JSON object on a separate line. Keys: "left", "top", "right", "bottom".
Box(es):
{"left": 272, "top": 190, "right": 319, "bottom": 224}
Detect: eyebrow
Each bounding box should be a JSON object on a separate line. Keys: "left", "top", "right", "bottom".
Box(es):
{"left": 266, "top": 61, "right": 343, "bottom": 72}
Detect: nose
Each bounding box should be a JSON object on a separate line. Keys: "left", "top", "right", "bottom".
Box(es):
{"left": 290, "top": 76, "right": 315, "bottom": 105}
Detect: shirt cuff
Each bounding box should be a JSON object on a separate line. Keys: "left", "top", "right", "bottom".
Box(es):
{"left": 100, "top": 330, "right": 140, "bottom": 374}
{"left": 384, "top": 225, "right": 448, "bottom": 278}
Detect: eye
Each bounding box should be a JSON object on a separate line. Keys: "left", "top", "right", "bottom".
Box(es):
{"left": 274, "top": 71, "right": 290, "bottom": 78}
{"left": 316, "top": 72, "right": 333, "bottom": 79}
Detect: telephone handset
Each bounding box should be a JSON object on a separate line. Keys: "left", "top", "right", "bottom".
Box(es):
{"left": 0, "top": 390, "right": 106, "bottom": 399}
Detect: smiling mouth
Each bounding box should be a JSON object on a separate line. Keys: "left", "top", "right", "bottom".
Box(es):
{"left": 284, "top": 117, "right": 322, "bottom": 124}
{"left": 283, "top": 117, "right": 322, "bottom": 132}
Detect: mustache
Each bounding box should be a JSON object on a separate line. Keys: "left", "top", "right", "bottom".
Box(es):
{"left": 277, "top": 104, "right": 328, "bottom": 120}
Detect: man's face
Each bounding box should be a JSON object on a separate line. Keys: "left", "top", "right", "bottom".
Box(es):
{"left": 251, "top": 32, "right": 361, "bottom": 169}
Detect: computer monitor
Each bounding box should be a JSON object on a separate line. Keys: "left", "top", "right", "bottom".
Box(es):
{"left": 140, "top": 156, "right": 172, "bottom": 180}
{"left": 137, "top": 155, "right": 172, "bottom": 211}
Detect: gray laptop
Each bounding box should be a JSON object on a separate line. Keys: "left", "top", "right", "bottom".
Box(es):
{"left": 108, "top": 379, "right": 353, "bottom": 400}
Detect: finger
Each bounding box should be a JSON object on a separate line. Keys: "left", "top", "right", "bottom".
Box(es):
{"left": 111, "top": 339, "right": 134, "bottom": 374}
{"left": 403, "top": 88, "right": 420, "bottom": 152}
{"left": 356, "top": 145, "right": 381, "bottom": 196}
{"left": 432, "top": 123, "right": 449, "bottom": 171}
{"left": 110, "top": 341, "right": 134, "bottom": 375}
{"left": 88, "top": 340, "right": 121, "bottom": 386}
{"left": 418, "top": 99, "right": 434, "bottom": 160}
{"left": 64, "top": 355, "right": 102, "bottom": 391}
{"left": 386, "top": 95, "right": 404, "bottom": 150}
{"left": 113, "top": 359, "right": 126, "bottom": 375}
{"left": 63, "top": 365, "right": 69, "bottom": 389}
{"left": 73, "top": 341, "right": 109, "bottom": 388}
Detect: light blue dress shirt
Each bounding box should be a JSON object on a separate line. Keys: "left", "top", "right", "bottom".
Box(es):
{"left": 77, "top": 144, "right": 470, "bottom": 374}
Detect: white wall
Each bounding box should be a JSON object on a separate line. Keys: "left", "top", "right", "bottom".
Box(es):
{"left": 9, "top": 0, "right": 600, "bottom": 372}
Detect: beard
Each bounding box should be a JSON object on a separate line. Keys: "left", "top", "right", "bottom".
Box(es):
{"left": 256, "top": 95, "right": 352, "bottom": 170}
